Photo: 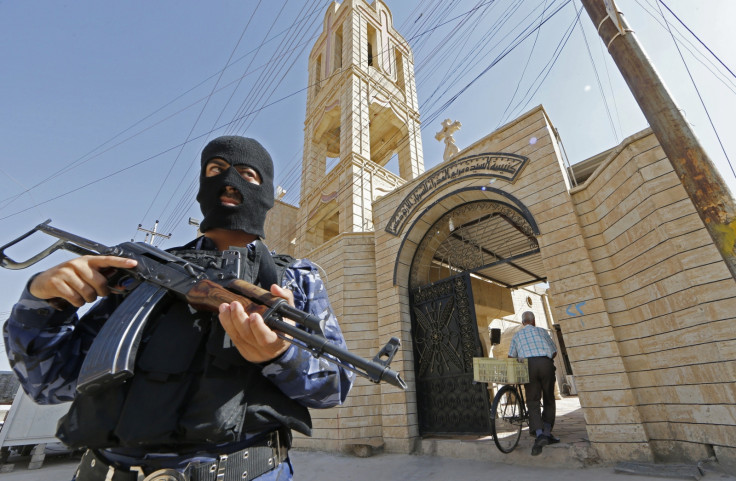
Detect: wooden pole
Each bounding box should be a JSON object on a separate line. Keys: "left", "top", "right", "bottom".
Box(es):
{"left": 580, "top": 0, "right": 736, "bottom": 280}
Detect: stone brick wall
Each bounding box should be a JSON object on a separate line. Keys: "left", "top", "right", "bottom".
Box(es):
{"left": 264, "top": 199, "right": 298, "bottom": 257}
{"left": 291, "top": 232, "right": 385, "bottom": 452}
{"left": 568, "top": 129, "right": 736, "bottom": 463}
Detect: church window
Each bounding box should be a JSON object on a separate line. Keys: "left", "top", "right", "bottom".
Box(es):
{"left": 395, "top": 48, "right": 405, "bottom": 89}
{"left": 381, "top": 11, "right": 391, "bottom": 75}
{"left": 334, "top": 26, "right": 343, "bottom": 71}
{"left": 367, "top": 23, "right": 377, "bottom": 69}
{"left": 315, "top": 55, "right": 322, "bottom": 94}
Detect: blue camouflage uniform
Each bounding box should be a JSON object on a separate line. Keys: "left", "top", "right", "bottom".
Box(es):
{"left": 3, "top": 244, "right": 354, "bottom": 480}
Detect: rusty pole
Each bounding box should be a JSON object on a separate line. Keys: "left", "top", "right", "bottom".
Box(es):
{"left": 580, "top": 0, "right": 736, "bottom": 280}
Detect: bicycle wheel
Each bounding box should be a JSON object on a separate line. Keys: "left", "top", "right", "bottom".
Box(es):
{"left": 491, "top": 384, "right": 524, "bottom": 453}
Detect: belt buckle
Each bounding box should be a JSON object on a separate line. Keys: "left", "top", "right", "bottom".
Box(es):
{"left": 142, "top": 469, "right": 189, "bottom": 481}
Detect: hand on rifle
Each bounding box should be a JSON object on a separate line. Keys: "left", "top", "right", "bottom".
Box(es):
{"left": 218, "top": 284, "right": 297, "bottom": 363}
{"left": 29, "top": 255, "right": 138, "bottom": 308}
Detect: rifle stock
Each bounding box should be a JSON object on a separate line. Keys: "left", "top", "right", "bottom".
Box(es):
{"left": 1, "top": 221, "right": 407, "bottom": 392}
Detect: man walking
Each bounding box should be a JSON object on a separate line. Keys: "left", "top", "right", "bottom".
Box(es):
{"left": 508, "top": 311, "right": 558, "bottom": 456}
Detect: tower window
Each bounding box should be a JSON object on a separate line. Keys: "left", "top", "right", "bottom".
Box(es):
{"left": 395, "top": 48, "right": 405, "bottom": 89}
{"left": 315, "top": 55, "right": 322, "bottom": 93}
{"left": 334, "top": 26, "right": 343, "bottom": 71}
{"left": 367, "top": 23, "right": 377, "bottom": 69}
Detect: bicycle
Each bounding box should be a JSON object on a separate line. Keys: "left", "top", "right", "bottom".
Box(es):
{"left": 490, "top": 381, "right": 529, "bottom": 453}
{"left": 473, "top": 357, "right": 530, "bottom": 453}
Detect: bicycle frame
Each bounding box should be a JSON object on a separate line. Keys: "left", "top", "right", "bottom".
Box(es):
{"left": 514, "top": 383, "right": 528, "bottom": 418}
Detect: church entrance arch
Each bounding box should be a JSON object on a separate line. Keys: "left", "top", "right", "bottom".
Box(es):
{"left": 408, "top": 197, "right": 545, "bottom": 436}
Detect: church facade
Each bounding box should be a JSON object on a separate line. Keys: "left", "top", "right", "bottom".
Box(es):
{"left": 265, "top": 0, "right": 736, "bottom": 467}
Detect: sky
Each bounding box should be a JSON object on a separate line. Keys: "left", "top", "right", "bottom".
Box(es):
{"left": 1, "top": 0, "right": 734, "bottom": 370}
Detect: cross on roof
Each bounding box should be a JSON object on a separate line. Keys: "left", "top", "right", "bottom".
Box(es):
{"left": 435, "top": 119, "right": 462, "bottom": 161}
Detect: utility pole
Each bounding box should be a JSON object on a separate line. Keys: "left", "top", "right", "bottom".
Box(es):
{"left": 137, "top": 221, "right": 171, "bottom": 245}
{"left": 580, "top": 0, "right": 736, "bottom": 280}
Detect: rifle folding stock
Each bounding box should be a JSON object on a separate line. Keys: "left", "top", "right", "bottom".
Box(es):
{"left": 0, "top": 220, "right": 407, "bottom": 392}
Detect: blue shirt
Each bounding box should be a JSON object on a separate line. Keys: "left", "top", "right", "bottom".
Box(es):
{"left": 508, "top": 324, "right": 557, "bottom": 359}
{"left": 3, "top": 247, "right": 354, "bottom": 479}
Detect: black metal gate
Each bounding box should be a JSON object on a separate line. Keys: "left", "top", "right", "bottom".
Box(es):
{"left": 410, "top": 272, "right": 492, "bottom": 435}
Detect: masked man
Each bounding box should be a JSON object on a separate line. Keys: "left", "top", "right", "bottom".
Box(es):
{"left": 4, "top": 136, "right": 354, "bottom": 480}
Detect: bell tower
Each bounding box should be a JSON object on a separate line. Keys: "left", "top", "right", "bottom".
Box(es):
{"left": 296, "top": 0, "right": 423, "bottom": 253}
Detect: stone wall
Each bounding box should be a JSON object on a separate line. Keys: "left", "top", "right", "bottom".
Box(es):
{"left": 567, "top": 129, "right": 736, "bottom": 464}
{"left": 290, "top": 232, "right": 386, "bottom": 452}
{"left": 264, "top": 199, "right": 298, "bottom": 257}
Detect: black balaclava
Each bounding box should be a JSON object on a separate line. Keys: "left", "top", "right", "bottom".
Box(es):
{"left": 196, "top": 136, "right": 274, "bottom": 238}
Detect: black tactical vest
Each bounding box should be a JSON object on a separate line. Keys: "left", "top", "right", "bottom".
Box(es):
{"left": 56, "top": 240, "right": 312, "bottom": 450}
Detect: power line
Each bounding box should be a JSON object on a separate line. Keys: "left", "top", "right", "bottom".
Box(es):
{"left": 423, "top": 0, "right": 572, "bottom": 128}
{"left": 654, "top": 0, "right": 734, "bottom": 179}
{"left": 270, "top": 1, "right": 576, "bottom": 242}
{"left": 269, "top": 0, "right": 570, "bottom": 216}
{"left": 0, "top": 1, "right": 513, "bottom": 226}
{"left": 153, "top": 0, "right": 294, "bottom": 238}
{"left": 504, "top": 4, "right": 582, "bottom": 121}
{"left": 658, "top": 0, "right": 736, "bottom": 81}
{"left": 0, "top": 20, "right": 300, "bottom": 213}
{"left": 497, "top": 0, "right": 549, "bottom": 126}
{"left": 0, "top": 0, "right": 667, "bottom": 242}
{"left": 147, "top": 0, "right": 501, "bottom": 238}
{"left": 570, "top": 0, "right": 619, "bottom": 142}
{"left": 633, "top": 0, "right": 736, "bottom": 94}
{"left": 155, "top": 1, "right": 327, "bottom": 238}
{"left": 137, "top": 0, "right": 266, "bottom": 236}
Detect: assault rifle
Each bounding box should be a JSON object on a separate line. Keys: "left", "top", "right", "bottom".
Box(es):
{"left": 0, "top": 221, "right": 407, "bottom": 393}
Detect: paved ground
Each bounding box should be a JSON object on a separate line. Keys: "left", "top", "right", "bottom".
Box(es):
{"left": 2, "top": 450, "right": 734, "bottom": 481}
{"left": 1, "top": 396, "right": 734, "bottom": 480}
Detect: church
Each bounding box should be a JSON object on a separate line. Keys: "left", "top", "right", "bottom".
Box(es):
{"left": 264, "top": 0, "right": 736, "bottom": 467}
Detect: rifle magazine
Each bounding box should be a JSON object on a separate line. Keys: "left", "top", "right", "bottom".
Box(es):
{"left": 76, "top": 283, "right": 168, "bottom": 394}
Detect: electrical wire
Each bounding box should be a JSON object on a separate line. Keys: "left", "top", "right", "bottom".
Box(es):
{"left": 155, "top": 1, "right": 327, "bottom": 239}
{"left": 0, "top": 0, "right": 576, "bottom": 237}
{"left": 153, "top": 0, "right": 295, "bottom": 238}
{"left": 175, "top": 0, "right": 572, "bottom": 241}
{"left": 275, "top": 0, "right": 511, "bottom": 205}
{"left": 269, "top": 0, "right": 565, "bottom": 214}
{"left": 502, "top": 4, "right": 582, "bottom": 122}
{"left": 566, "top": 0, "right": 620, "bottom": 142}
{"left": 137, "top": 0, "right": 265, "bottom": 238}
{"left": 658, "top": 0, "right": 736, "bottom": 81}
{"left": 654, "top": 0, "right": 735, "bottom": 179}
{"left": 421, "top": 1, "right": 563, "bottom": 117}
{"left": 496, "top": 0, "right": 548, "bottom": 127}
{"left": 0, "top": 1, "right": 500, "bottom": 225}
{"left": 633, "top": 0, "right": 736, "bottom": 94}
{"left": 422, "top": 1, "right": 572, "bottom": 129}
{"left": 272, "top": 1, "right": 575, "bottom": 242}
{"left": 0, "top": 20, "right": 302, "bottom": 213}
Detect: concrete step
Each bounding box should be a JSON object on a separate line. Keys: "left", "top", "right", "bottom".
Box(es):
{"left": 419, "top": 434, "right": 600, "bottom": 468}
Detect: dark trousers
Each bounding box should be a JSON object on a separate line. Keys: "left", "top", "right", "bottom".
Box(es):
{"left": 525, "top": 356, "right": 556, "bottom": 434}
